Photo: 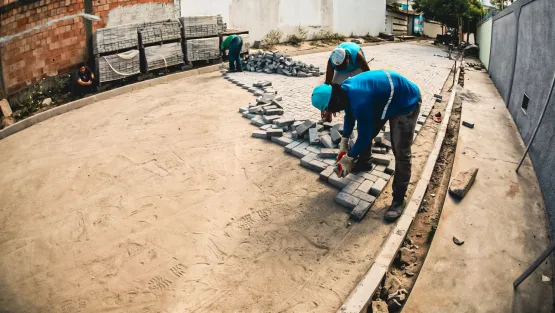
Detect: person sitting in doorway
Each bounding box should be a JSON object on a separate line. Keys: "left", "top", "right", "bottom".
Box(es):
{"left": 74, "top": 64, "right": 97, "bottom": 97}
{"left": 322, "top": 42, "right": 370, "bottom": 122}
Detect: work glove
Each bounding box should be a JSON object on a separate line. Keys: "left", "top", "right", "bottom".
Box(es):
{"left": 337, "top": 137, "right": 349, "bottom": 162}
{"left": 335, "top": 155, "right": 354, "bottom": 178}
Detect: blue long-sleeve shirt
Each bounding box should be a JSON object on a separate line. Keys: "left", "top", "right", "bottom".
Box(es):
{"left": 341, "top": 70, "right": 421, "bottom": 158}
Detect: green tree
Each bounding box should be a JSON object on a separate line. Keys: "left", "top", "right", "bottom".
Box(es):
{"left": 490, "top": 0, "right": 514, "bottom": 11}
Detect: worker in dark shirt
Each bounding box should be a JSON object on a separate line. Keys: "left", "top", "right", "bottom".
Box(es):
{"left": 312, "top": 70, "right": 421, "bottom": 221}
{"left": 74, "top": 64, "right": 97, "bottom": 96}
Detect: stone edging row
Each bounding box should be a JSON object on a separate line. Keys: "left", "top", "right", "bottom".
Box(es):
{"left": 337, "top": 62, "right": 462, "bottom": 313}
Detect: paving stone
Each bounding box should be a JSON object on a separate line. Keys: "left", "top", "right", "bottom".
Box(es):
{"left": 271, "top": 136, "right": 294, "bottom": 146}
{"left": 245, "top": 113, "right": 256, "bottom": 119}
{"left": 449, "top": 168, "right": 478, "bottom": 199}
{"left": 260, "top": 124, "right": 273, "bottom": 130}
{"left": 374, "top": 135, "right": 384, "bottom": 143}
{"left": 320, "top": 148, "right": 339, "bottom": 158}
{"left": 320, "top": 135, "right": 336, "bottom": 148}
{"left": 319, "top": 166, "right": 335, "bottom": 182}
{"left": 357, "top": 180, "right": 374, "bottom": 194}
{"left": 346, "top": 173, "right": 365, "bottom": 184}
{"left": 360, "top": 172, "right": 379, "bottom": 182}
{"left": 329, "top": 172, "right": 351, "bottom": 189}
{"left": 350, "top": 200, "right": 371, "bottom": 221}
{"left": 308, "top": 160, "right": 328, "bottom": 172}
{"left": 332, "top": 123, "right": 344, "bottom": 134}
{"left": 263, "top": 115, "right": 280, "bottom": 123}
{"left": 353, "top": 190, "right": 376, "bottom": 204}
{"left": 330, "top": 128, "right": 342, "bottom": 143}
{"left": 265, "top": 109, "right": 284, "bottom": 116}
{"left": 370, "top": 178, "right": 387, "bottom": 196}
{"left": 292, "top": 146, "right": 310, "bottom": 158}
{"left": 385, "top": 162, "right": 396, "bottom": 175}
{"left": 315, "top": 124, "right": 324, "bottom": 132}
{"left": 267, "top": 129, "right": 284, "bottom": 137}
{"left": 323, "top": 122, "right": 335, "bottom": 129}
{"left": 319, "top": 130, "right": 330, "bottom": 137}
{"left": 250, "top": 115, "right": 266, "bottom": 127}
{"left": 276, "top": 118, "right": 295, "bottom": 127}
{"left": 284, "top": 140, "right": 303, "bottom": 153}
{"left": 373, "top": 171, "right": 391, "bottom": 180}
{"left": 239, "top": 106, "right": 248, "bottom": 113}
{"left": 371, "top": 147, "right": 387, "bottom": 154}
{"left": 372, "top": 154, "right": 391, "bottom": 166}
{"left": 300, "top": 153, "right": 318, "bottom": 167}
{"left": 252, "top": 130, "right": 268, "bottom": 139}
{"left": 374, "top": 164, "right": 387, "bottom": 172}
{"left": 335, "top": 192, "right": 361, "bottom": 209}
{"left": 296, "top": 120, "right": 316, "bottom": 137}
{"left": 306, "top": 145, "right": 321, "bottom": 154}
{"left": 291, "top": 131, "right": 299, "bottom": 139}
{"left": 342, "top": 181, "right": 362, "bottom": 194}
{"left": 323, "top": 158, "right": 336, "bottom": 165}
{"left": 309, "top": 128, "right": 320, "bottom": 145}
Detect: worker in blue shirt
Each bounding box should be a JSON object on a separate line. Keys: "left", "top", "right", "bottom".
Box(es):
{"left": 322, "top": 42, "right": 370, "bottom": 122}
{"left": 312, "top": 70, "right": 421, "bottom": 221}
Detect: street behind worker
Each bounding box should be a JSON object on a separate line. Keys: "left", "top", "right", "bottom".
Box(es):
{"left": 322, "top": 42, "right": 370, "bottom": 122}
{"left": 311, "top": 70, "right": 421, "bottom": 221}
{"left": 221, "top": 35, "right": 243, "bottom": 72}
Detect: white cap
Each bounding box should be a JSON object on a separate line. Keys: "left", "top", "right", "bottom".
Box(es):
{"left": 330, "top": 48, "right": 347, "bottom": 66}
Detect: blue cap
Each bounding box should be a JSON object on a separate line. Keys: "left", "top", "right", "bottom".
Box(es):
{"left": 312, "top": 84, "right": 332, "bottom": 111}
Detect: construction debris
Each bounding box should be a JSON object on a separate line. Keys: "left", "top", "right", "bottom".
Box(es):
{"left": 243, "top": 51, "right": 323, "bottom": 77}
{"left": 453, "top": 235, "right": 465, "bottom": 246}
{"left": 449, "top": 168, "right": 478, "bottom": 199}
{"left": 462, "top": 121, "right": 475, "bottom": 129}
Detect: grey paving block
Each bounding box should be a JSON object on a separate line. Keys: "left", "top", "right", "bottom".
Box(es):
{"left": 372, "top": 154, "right": 391, "bottom": 166}
{"left": 320, "top": 148, "right": 339, "bottom": 158}
{"left": 315, "top": 124, "right": 324, "bottom": 132}
{"left": 319, "top": 166, "right": 335, "bottom": 181}
{"left": 260, "top": 124, "right": 272, "bottom": 130}
{"left": 330, "top": 128, "right": 342, "bottom": 143}
{"left": 373, "top": 170, "right": 391, "bottom": 180}
{"left": 306, "top": 145, "right": 321, "bottom": 154}
{"left": 346, "top": 173, "right": 365, "bottom": 184}
{"left": 385, "top": 162, "right": 395, "bottom": 175}
{"left": 309, "top": 128, "right": 319, "bottom": 145}
{"left": 252, "top": 130, "right": 267, "bottom": 138}
{"left": 371, "top": 147, "right": 387, "bottom": 154}
{"left": 271, "top": 136, "right": 293, "bottom": 146}
{"left": 353, "top": 190, "right": 376, "bottom": 204}
{"left": 320, "top": 135, "right": 336, "bottom": 148}
{"left": 300, "top": 153, "right": 318, "bottom": 166}
{"left": 285, "top": 140, "right": 303, "bottom": 153}
{"left": 239, "top": 106, "right": 248, "bottom": 113}
{"left": 335, "top": 192, "right": 361, "bottom": 209}
{"left": 323, "top": 159, "right": 336, "bottom": 166}
{"left": 319, "top": 130, "right": 330, "bottom": 137}
{"left": 292, "top": 147, "right": 310, "bottom": 158}
{"left": 308, "top": 160, "right": 328, "bottom": 172}
{"left": 265, "top": 109, "right": 284, "bottom": 116}
{"left": 250, "top": 116, "right": 266, "bottom": 127}
{"left": 374, "top": 135, "right": 383, "bottom": 143}
{"left": 263, "top": 115, "right": 281, "bottom": 124}
{"left": 296, "top": 120, "right": 316, "bottom": 137}
{"left": 267, "top": 129, "right": 284, "bottom": 137}
{"left": 370, "top": 178, "right": 387, "bottom": 196}
{"left": 374, "top": 164, "right": 387, "bottom": 172}
{"left": 276, "top": 118, "right": 295, "bottom": 127}
{"left": 350, "top": 200, "right": 371, "bottom": 221}
{"left": 342, "top": 181, "right": 362, "bottom": 194}
{"left": 249, "top": 106, "right": 262, "bottom": 113}
{"left": 332, "top": 123, "right": 344, "bottom": 134}
{"left": 357, "top": 180, "right": 374, "bottom": 194}
{"left": 329, "top": 172, "right": 350, "bottom": 189}
{"left": 360, "top": 172, "right": 378, "bottom": 182}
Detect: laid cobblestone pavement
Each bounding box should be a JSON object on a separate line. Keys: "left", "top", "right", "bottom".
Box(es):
{"left": 223, "top": 42, "right": 454, "bottom": 219}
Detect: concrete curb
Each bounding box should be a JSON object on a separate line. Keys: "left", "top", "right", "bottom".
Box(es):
{"left": 337, "top": 63, "right": 462, "bottom": 313}
{"left": 0, "top": 64, "right": 222, "bottom": 140}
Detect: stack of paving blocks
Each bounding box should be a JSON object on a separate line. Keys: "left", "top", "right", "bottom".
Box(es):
{"left": 96, "top": 50, "right": 141, "bottom": 83}
{"left": 228, "top": 73, "right": 395, "bottom": 221}
{"left": 145, "top": 42, "right": 184, "bottom": 71}
{"left": 140, "top": 19, "right": 181, "bottom": 45}
{"left": 186, "top": 37, "right": 220, "bottom": 61}
{"left": 93, "top": 24, "right": 140, "bottom": 55}
{"left": 243, "top": 51, "right": 323, "bottom": 77}
{"left": 180, "top": 15, "right": 221, "bottom": 38}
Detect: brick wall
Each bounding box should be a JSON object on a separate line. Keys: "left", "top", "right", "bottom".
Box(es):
{"left": 0, "top": 0, "right": 174, "bottom": 95}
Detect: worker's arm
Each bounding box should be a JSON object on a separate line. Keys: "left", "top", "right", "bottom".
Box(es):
{"left": 325, "top": 59, "right": 334, "bottom": 85}
{"left": 77, "top": 79, "right": 91, "bottom": 86}
{"left": 357, "top": 50, "right": 370, "bottom": 72}
{"left": 348, "top": 116, "right": 373, "bottom": 158}
{"left": 342, "top": 108, "right": 355, "bottom": 139}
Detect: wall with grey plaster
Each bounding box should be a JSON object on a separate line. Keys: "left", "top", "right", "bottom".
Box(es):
{"left": 489, "top": 0, "right": 555, "bottom": 239}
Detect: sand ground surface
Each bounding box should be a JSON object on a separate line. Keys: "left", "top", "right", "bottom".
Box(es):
{"left": 0, "top": 72, "right": 401, "bottom": 313}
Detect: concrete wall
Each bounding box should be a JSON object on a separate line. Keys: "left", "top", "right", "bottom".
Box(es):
{"left": 488, "top": 0, "right": 555, "bottom": 239}
{"left": 476, "top": 17, "right": 492, "bottom": 69}
{"left": 180, "top": 0, "right": 386, "bottom": 42}
{"left": 423, "top": 21, "right": 442, "bottom": 38}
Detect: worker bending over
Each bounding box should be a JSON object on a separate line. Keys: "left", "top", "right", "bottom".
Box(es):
{"left": 322, "top": 42, "right": 370, "bottom": 122}
{"left": 312, "top": 70, "right": 421, "bottom": 222}
{"left": 221, "top": 35, "right": 243, "bottom": 72}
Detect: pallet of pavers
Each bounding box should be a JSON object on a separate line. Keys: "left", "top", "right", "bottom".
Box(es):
{"left": 179, "top": 15, "right": 225, "bottom": 38}
{"left": 140, "top": 19, "right": 181, "bottom": 45}
{"left": 145, "top": 43, "right": 184, "bottom": 71}
{"left": 96, "top": 50, "right": 141, "bottom": 83}
{"left": 226, "top": 75, "right": 396, "bottom": 222}
{"left": 93, "top": 24, "right": 139, "bottom": 55}
{"left": 186, "top": 37, "right": 220, "bottom": 61}
{"left": 222, "top": 34, "right": 251, "bottom": 53}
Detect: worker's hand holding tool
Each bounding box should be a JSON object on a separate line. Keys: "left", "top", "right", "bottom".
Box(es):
{"left": 337, "top": 137, "right": 349, "bottom": 161}
{"left": 335, "top": 155, "right": 354, "bottom": 178}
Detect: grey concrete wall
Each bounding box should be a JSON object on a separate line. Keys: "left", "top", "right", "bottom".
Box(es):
{"left": 489, "top": 0, "right": 555, "bottom": 239}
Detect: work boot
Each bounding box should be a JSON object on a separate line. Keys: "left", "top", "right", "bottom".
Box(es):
{"left": 352, "top": 158, "right": 373, "bottom": 173}
{"left": 384, "top": 198, "right": 406, "bottom": 222}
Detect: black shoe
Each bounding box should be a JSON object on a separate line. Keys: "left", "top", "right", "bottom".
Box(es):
{"left": 352, "top": 159, "right": 373, "bottom": 173}
{"left": 384, "top": 199, "right": 406, "bottom": 222}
